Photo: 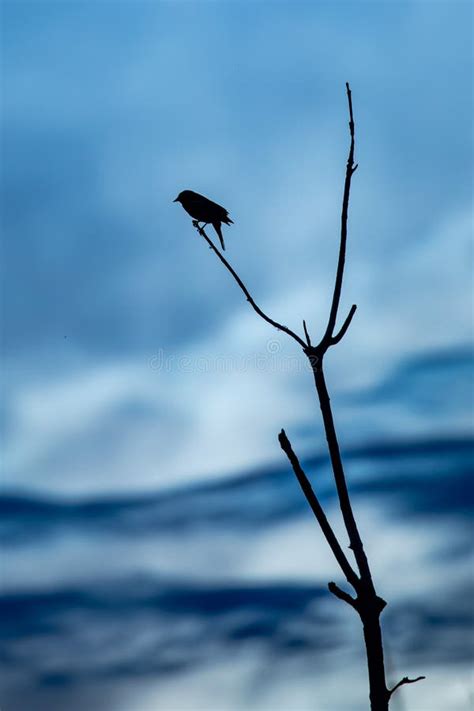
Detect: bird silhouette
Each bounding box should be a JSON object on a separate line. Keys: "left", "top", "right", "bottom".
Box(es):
{"left": 173, "top": 190, "right": 233, "bottom": 250}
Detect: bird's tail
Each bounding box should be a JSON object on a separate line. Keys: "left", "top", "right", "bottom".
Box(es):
{"left": 222, "top": 216, "right": 233, "bottom": 225}
{"left": 213, "top": 222, "right": 226, "bottom": 250}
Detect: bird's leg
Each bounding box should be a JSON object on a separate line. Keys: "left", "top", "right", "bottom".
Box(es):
{"left": 192, "top": 220, "right": 208, "bottom": 235}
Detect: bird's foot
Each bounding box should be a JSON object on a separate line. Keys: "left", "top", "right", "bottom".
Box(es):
{"left": 192, "top": 221, "right": 209, "bottom": 235}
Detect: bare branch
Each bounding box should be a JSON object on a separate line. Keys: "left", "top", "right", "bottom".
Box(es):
{"left": 311, "top": 366, "right": 374, "bottom": 588}
{"left": 278, "top": 428, "right": 359, "bottom": 590}
{"left": 195, "top": 224, "right": 307, "bottom": 348}
{"left": 305, "top": 85, "right": 375, "bottom": 592}
{"left": 191, "top": 84, "right": 358, "bottom": 357}
{"left": 320, "top": 81, "right": 357, "bottom": 347}
{"left": 331, "top": 304, "right": 357, "bottom": 344}
{"left": 190, "top": 85, "right": 397, "bottom": 709}
{"left": 328, "top": 581, "right": 358, "bottom": 608}
{"left": 303, "top": 319, "right": 312, "bottom": 346}
{"left": 347, "top": 81, "right": 355, "bottom": 140}
{"left": 388, "top": 676, "right": 426, "bottom": 698}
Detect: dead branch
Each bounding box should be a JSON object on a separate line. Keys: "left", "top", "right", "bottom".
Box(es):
{"left": 188, "top": 82, "right": 424, "bottom": 710}
{"left": 318, "top": 82, "right": 358, "bottom": 348}
{"left": 278, "top": 428, "right": 359, "bottom": 591}
{"left": 388, "top": 676, "right": 426, "bottom": 698}
{"left": 328, "top": 581, "right": 358, "bottom": 608}
{"left": 194, "top": 223, "right": 307, "bottom": 349}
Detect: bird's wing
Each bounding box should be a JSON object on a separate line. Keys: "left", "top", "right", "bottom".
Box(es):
{"left": 210, "top": 202, "right": 232, "bottom": 222}
{"left": 187, "top": 192, "right": 233, "bottom": 223}
{"left": 192, "top": 192, "right": 230, "bottom": 216}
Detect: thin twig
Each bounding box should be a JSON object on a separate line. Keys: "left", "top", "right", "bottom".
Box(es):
{"left": 319, "top": 82, "right": 357, "bottom": 348}
{"left": 388, "top": 676, "right": 426, "bottom": 698}
{"left": 278, "top": 428, "right": 359, "bottom": 590}
{"left": 195, "top": 224, "right": 307, "bottom": 348}
{"left": 328, "top": 581, "right": 358, "bottom": 608}
{"left": 331, "top": 304, "right": 357, "bottom": 344}
{"left": 303, "top": 319, "right": 312, "bottom": 346}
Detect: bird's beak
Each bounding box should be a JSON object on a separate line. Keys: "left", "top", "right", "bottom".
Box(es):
{"left": 173, "top": 197, "right": 179, "bottom": 203}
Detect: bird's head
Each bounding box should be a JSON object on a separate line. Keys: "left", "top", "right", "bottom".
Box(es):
{"left": 173, "top": 190, "right": 192, "bottom": 204}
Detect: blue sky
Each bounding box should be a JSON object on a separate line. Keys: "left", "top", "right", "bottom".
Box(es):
{"left": 3, "top": 0, "right": 472, "bottom": 496}
{"left": 1, "top": 3, "right": 473, "bottom": 710}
